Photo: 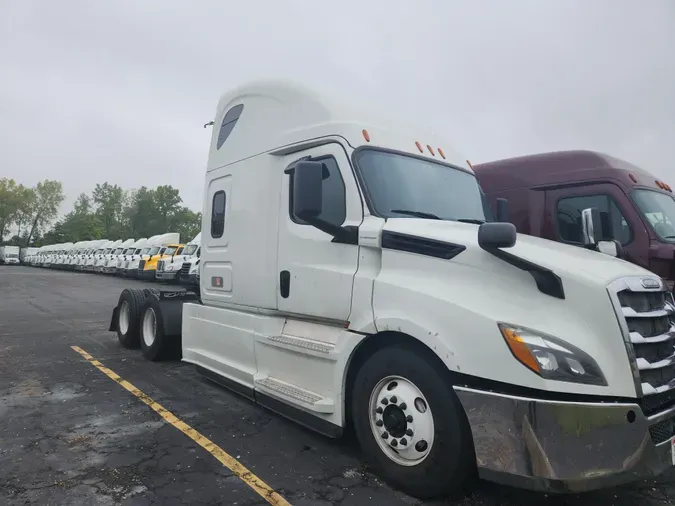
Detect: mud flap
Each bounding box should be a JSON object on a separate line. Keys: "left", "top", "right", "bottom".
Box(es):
{"left": 109, "top": 305, "right": 119, "bottom": 332}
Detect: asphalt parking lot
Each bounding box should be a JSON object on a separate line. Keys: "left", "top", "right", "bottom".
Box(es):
{"left": 1, "top": 266, "right": 675, "bottom": 505}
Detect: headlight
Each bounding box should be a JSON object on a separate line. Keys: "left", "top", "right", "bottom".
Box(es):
{"left": 498, "top": 323, "right": 607, "bottom": 386}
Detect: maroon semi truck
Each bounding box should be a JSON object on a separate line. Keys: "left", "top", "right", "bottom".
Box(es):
{"left": 473, "top": 150, "right": 675, "bottom": 292}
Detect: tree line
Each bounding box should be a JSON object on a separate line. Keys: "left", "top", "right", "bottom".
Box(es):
{"left": 0, "top": 178, "right": 201, "bottom": 247}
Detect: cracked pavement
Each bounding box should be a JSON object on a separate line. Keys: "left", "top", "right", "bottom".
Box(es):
{"left": 1, "top": 266, "right": 674, "bottom": 505}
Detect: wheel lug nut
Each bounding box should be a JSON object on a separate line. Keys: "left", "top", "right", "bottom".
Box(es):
{"left": 406, "top": 415, "right": 413, "bottom": 422}
{"left": 390, "top": 396, "right": 397, "bottom": 403}
{"left": 376, "top": 407, "right": 383, "bottom": 414}
{"left": 406, "top": 429, "right": 413, "bottom": 437}
{"left": 375, "top": 420, "right": 383, "bottom": 427}
{"left": 381, "top": 398, "right": 388, "bottom": 405}
{"left": 382, "top": 432, "right": 389, "bottom": 439}
{"left": 390, "top": 439, "right": 398, "bottom": 447}
{"left": 415, "top": 440, "right": 428, "bottom": 452}
{"left": 399, "top": 402, "right": 407, "bottom": 410}
{"left": 400, "top": 438, "right": 407, "bottom": 446}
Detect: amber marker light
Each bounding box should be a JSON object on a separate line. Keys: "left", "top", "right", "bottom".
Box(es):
{"left": 499, "top": 324, "right": 541, "bottom": 375}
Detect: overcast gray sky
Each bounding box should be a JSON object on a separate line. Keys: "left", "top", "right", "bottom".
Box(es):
{"left": 1, "top": 0, "right": 674, "bottom": 214}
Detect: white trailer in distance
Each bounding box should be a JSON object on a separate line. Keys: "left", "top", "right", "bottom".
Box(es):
{"left": 0, "top": 245, "right": 21, "bottom": 265}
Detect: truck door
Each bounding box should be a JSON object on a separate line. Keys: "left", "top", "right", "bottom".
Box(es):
{"left": 544, "top": 183, "right": 650, "bottom": 268}
{"left": 277, "top": 142, "right": 363, "bottom": 322}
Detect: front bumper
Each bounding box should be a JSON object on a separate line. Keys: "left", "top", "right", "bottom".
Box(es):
{"left": 124, "top": 268, "right": 139, "bottom": 278}
{"left": 138, "top": 269, "right": 156, "bottom": 280}
{"left": 155, "top": 270, "right": 178, "bottom": 281}
{"left": 4, "top": 259, "right": 20, "bottom": 264}
{"left": 454, "top": 386, "right": 674, "bottom": 493}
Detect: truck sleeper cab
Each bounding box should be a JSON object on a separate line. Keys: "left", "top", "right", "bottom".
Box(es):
{"left": 474, "top": 151, "right": 675, "bottom": 294}
{"left": 109, "top": 80, "right": 675, "bottom": 499}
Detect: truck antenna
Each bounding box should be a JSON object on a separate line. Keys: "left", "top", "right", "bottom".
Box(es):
{"left": 466, "top": 159, "right": 474, "bottom": 169}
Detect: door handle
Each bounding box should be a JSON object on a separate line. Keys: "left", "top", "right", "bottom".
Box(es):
{"left": 280, "top": 270, "right": 290, "bottom": 298}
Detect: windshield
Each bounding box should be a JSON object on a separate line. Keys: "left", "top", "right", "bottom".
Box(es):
{"left": 164, "top": 247, "right": 177, "bottom": 256}
{"left": 113, "top": 248, "right": 123, "bottom": 254}
{"left": 139, "top": 248, "right": 150, "bottom": 255}
{"left": 354, "top": 149, "right": 494, "bottom": 222}
{"left": 633, "top": 189, "right": 675, "bottom": 242}
{"left": 148, "top": 247, "right": 161, "bottom": 255}
{"left": 184, "top": 244, "right": 198, "bottom": 256}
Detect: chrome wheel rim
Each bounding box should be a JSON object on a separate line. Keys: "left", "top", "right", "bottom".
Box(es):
{"left": 368, "top": 375, "right": 434, "bottom": 466}
{"left": 118, "top": 301, "right": 130, "bottom": 335}
{"left": 142, "top": 308, "right": 157, "bottom": 347}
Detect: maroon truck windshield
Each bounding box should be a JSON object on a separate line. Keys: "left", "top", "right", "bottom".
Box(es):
{"left": 633, "top": 189, "right": 675, "bottom": 242}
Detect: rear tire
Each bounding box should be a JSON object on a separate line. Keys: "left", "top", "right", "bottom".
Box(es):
{"left": 116, "top": 288, "right": 146, "bottom": 349}
{"left": 351, "top": 344, "right": 475, "bottom": 499}
{"left": 139, "top": 298, "right": 180, "bottom": 361}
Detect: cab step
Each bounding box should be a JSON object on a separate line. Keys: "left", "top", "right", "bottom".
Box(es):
{"left": 265, "top": 333, "right": 336, "bottom": 356}
{"left": 254, "top": 376, "right": 334, "bottom": 413}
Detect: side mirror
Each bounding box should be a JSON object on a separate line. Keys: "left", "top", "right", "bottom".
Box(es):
{"left": 478, "top": 222, "right": 517, "bottom": 249}
{"left": 286, "top": 161, "right": 324, "bottom": 221}
{"left": 597, "top": 240, "right": 622, "bottom": 258}
{"left": 581, "top": 207, "right": 602, "bottom": 246}
{"left": 496, "top": 198, "right": 509, "bottom": 223}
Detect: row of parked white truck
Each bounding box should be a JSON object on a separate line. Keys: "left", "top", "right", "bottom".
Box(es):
{"left": 21, "top": 232, "right": 201, "bottom": 287}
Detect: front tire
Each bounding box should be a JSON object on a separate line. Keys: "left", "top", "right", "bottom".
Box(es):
{"left": 351, "top": 344, "right": 475, "bottom": 499}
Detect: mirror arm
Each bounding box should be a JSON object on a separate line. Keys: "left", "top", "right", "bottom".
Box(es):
{"left": 298, "top": 214, "right": 358, "bottom": 245}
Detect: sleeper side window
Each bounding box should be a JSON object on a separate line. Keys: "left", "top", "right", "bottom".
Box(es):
{"left": 211, "top": 190, "right": 226, "bottom": 238}
{"left": 289, "top": 156, "right": 346, "bottom": 227}
{"left": 556, "top": 194, "right": 632, "bottom": 245}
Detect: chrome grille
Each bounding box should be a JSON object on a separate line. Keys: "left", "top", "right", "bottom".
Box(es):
{"left": 609, "top": 277, "right": 675, "bottom": 402}
{"left": 139, "top": 260, "right": 146, "bottom": 271}
{"left": 157, "top": 260, "right": 165, "bottom": 271}
{"left": 180, "top": 262, "right": 191, "bottom": 276}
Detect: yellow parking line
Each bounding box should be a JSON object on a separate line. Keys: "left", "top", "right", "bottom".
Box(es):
{"left": 71, "top": 345, "right": 291, "bottom": 506}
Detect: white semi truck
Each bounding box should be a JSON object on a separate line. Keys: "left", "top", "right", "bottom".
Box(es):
{"left": 103, "top": 238, "right": 136, "bottom": 274}
{"left": 108, "top": 80, "right": 675, "bottom": 498}
{"left": 0, "top": 245, "right": 20, "bottom": 264}
{"left": 20, "top": 247, "right": 38, "bottom": 264}
{"left": 156, "top": 233, "right": 201, "bottom": 283}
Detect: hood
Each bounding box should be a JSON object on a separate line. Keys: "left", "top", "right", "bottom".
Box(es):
{"left": 383, "top": 219, "right": 652, "bottom": 287}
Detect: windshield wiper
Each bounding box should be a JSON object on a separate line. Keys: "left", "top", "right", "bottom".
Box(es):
{"left": 456, "top": 218, "right": 486, "bottom": 225}
{"left": 391, "top": 209, "right": 441, "bottom": 220}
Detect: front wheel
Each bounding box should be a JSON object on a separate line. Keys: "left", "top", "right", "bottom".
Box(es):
{"left": 351, "top": 345, "right": 475, "bottom": 499}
